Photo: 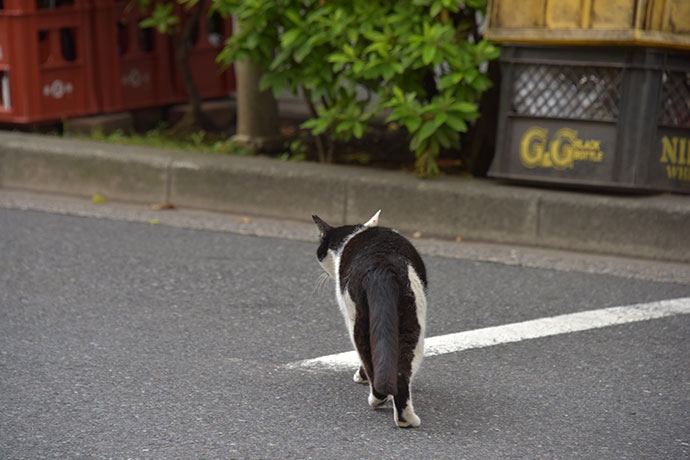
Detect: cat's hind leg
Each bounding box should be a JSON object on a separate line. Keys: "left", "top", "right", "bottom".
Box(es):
{"left": 392, "top": 334, "right": 422, "bottom": 427}
{"left": 393, "top": 378, "right": 421, "bottom": 428}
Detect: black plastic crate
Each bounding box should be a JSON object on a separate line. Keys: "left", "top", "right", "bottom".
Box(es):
{"left": 488, "top": 45, "right": 690, "bottom": 193}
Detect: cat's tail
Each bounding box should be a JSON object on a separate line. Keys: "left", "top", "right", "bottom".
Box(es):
{"left": 366, "top": 268, "right": 399, "bottom": 396}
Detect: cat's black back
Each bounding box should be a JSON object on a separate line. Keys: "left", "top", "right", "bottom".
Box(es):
{"left": 339, "top": 227, "right": 427, "bottom": 289}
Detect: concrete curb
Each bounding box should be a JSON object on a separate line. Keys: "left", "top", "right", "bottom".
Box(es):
{"left": 1, "top": 131, "right": 688, "bottom": 263}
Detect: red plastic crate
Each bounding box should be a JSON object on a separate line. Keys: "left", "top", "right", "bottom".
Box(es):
{"left": 0, "top": 0, "right": 235, "bottom": 124}
{"left": 0, "top": 1, "right": 99, "bottom": 123}
{"left": 175, "top": 3, "right": 235, "bottom": 100}
{"left": 91, "top": 0, "right": 181, "bottom": 113}
{"left": 1, "top": 0, "right": 90, "bottom": 12}
{"left": 0, "top": 15, "right": 9, "bottom": 113}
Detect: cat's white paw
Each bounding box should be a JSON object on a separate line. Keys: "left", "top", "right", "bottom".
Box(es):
{"left": 394, "top": 405, "right": 421, "bottom": 428}
{"left": 368, "top": 392, "right": 390, "bottom": 407}
{"left": 353, "top": 369, "right": 368, "bottom": 384}
{"left": 395, "top": 412, "right": 421, "bottom": 428}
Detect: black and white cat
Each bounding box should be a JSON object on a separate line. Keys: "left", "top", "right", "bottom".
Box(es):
{"left": 312, "top": 210, "right": 427, "bottom": 428}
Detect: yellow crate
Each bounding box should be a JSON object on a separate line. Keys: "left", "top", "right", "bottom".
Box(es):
{"left": 486, "top": 0, "right": 690, "bottom": 50}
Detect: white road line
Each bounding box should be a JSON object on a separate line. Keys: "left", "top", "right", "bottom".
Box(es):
{"left": 286, "top": 297, "right": 690, "bottom": 371}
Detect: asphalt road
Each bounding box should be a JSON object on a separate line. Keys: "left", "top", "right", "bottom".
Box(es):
{"left": 1, "top": 204, "right": 689, "bottom": 460}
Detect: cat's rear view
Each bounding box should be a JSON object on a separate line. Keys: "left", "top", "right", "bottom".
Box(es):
{"left": 312, "top": 210, "right": 427, "bottom": 428}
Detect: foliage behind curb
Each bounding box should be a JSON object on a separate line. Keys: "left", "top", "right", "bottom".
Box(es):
{"left": 214, "top": 0, "right": 499, "bottom": 177}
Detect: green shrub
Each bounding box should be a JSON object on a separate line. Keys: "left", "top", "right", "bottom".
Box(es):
{"left": 213, "top": 0, "right": 499, "bottom": 177}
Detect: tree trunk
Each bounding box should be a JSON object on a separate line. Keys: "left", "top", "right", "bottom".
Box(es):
{"left": 231, "top": 18, "right": 282, "bottom": 152}
{"left": 172, "top": 0, "right": 207, "bottom": 132}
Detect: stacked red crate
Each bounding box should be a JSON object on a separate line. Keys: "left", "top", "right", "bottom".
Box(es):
{"left": 0, "top": 0, "right": 99, "bottom": 123}
{"left": 90, "top": 0, "right": 181, "bottom": 113}
{"left": 176, "top": 2, "right": 235, "bottom": 100}
{"left": 0, "top": 0, "right": 236, "bottom": 124}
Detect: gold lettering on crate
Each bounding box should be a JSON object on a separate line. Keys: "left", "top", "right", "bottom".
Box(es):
{"left": 519, "top": 127, "right": 604, "bottom": 170}
{"left": 660, "top": 136, "right": 690, "bottom": 181}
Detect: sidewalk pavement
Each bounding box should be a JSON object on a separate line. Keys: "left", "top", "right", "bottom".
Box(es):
{"left": 0, "top": 131, "right": 688, "bottom": 263}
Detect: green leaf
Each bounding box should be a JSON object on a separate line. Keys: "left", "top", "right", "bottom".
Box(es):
{"left": 471, "top": 74, "right": 492, "bottom": 91}
{"left": 416, "top": 120, "right": 437, "bottom": 142}
{"left": 381, "top": 65, "right": 395, "bottom": 81}
{"left": 259, "top": 72, "right": 287, "bottom": 97}
{"left": 347, "top": 28, "right": 358, "bottom": 44}
{"left": 281, "top": 29, "right": 302, "bottom": 49}
{"left": 363, "top": 42, "right": 389, "bottom": 58}
{"left": 258, "top": 73, "right": 272, "bottom": 92}
{"left": 352, "top": 122, "right": 365, "bottom": 139}
{"left": 335, "top": 120, "right": 354, "bottom": 134}
{"left": 483, "top": 42, "right": 501, "bottom": 60}
{"left": 139, "top": 3, "right": 178, "bottom": 34}
{"left": 285, "top": 9, "right": 304, "bottom": 27}
{"left": 422, "top": 45, "right": 436, "bottom": 65}
{"left": 312, "top": 118, "right": 331, "bottom": 135}
{"left": 430, "top": 1, "right": 443, "bottom": 18}
{"left": 445, "top": 113, "right": 468, "bottom": 132}
{"left": 410, "top": 132, "right": 426, "bottom": 151}
{"left": 328, "top": 53, "right": 350, "bottom": 64}
{"left": 363, "top": 30, "right": 386, "bottom": 42}
{"left": 434, "top": 125, "right": 453, "bottom": 148}
{"left": 300, "top": 119, "right": 317, "bottom": 129}
{"left": 343, "top": 44, "right": 356, "bottom": 58}
{"left": 393, "top": 86, "right": 405, "bottom": 101}
{"left": 450, "top": 101, "right": 477, "bottom": 113}
{"left": 294, "top": 41, "right": 312, "bottom": 63}
{"left": 244, "top": 33, "right": 260, "bottom": 50}
{"left": 270, "top": 47, "right": 293, "bottom": 70}
{"left": 433, "top": 112, "right": 448, "bottom": 127}
{"left": 464, "top": 67, "right": 479, "bottom": 83}
{"left": 438, "top": 72, "right": 463, "bottom": 90}
{"left": 443, "top": 0, "right": 460, "bottom": 11}
{"left": 405, "top": 115, "right": 422, "bottom": 132}
{"left": 139, "top": 17, "right": 155, "bottom": 28}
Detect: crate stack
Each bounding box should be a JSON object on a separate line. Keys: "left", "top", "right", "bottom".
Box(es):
{"left": 0, "top": 0, "right": 235, "bottom": 124}
{"left": 486, "top": 0, "right": 690, "bottom": 193}
{"left": 90, "top": 0, "right": 180, "bottom": 113}
{"left": 175, "top": 1, "right": 235, "bottom": 101}
{"left": 0, "top": 0, "right": 98, "bottom": 123}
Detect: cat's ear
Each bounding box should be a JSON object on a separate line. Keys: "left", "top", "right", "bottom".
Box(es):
{"left": 364, "top": 209, "right": 381, "bottom": 227}
{"left": 312, "top": 215, "right": 333, "bottom": 239}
